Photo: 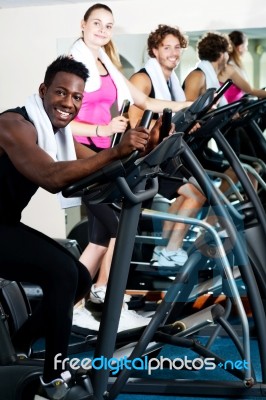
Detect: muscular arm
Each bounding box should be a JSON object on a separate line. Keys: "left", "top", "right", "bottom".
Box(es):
{"left": 183, "top": 70, "right": 206, "bottom": 101}
{"left": 0, "top": 112, "right": 149, "bottom": 193}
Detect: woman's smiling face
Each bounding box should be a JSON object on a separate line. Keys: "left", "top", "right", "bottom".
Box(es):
{"left": 81, "top": 8, "right": 114, "bottom": 49}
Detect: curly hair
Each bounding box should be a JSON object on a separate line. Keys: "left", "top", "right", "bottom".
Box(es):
{"left": 147, "top": 24, "right": 188, "bottom": 58}
{"left": 197, "top": 32, "right": 230, "bottom": 62}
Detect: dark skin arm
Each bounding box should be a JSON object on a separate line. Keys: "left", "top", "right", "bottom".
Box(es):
{"left": 143, "top": 116, "right": 176, "bottom": 155}
{"left": 0, "top": 112, "right": 149, "bottom": 193}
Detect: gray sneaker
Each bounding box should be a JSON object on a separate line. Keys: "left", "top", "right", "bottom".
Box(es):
{"left": 158, "top": 248, "right": 188, "bottom": 268}
{"left": 150, "top": 246, "right": 163, "bottom": 265}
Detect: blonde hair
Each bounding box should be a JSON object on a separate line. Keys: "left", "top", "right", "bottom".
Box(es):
{"left": 104, "top": 40, "right": 123, "bottom": 71}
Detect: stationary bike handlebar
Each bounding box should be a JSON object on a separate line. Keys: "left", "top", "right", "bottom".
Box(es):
{"left": 172, "top": 79, "right": 233, "bottom": 135}
{"left": 62, "top": 132, "right": 184, "bottom": 203}
{"left": 172, "top": 88, "right": 216, "bottom": 133}
{"left": 183, "top": 99, "right": 245, "bottom": 149}
{"left": 237, "top": 97, "right": 266, "bottom": 118}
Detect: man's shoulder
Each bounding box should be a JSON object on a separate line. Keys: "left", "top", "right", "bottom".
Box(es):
{"left": 0, "top": 106, "right": 28, "bottom": 120}
{"left": 0, "top": 107, "right": 34, "bottom": 131}
{"left": 187, "top": 68, "right": 205, "bottom": 78}
{"left": 184, "top": 69, "right": 205, "bottom": 85}
{"left": 129, "top": 69, "right": 153, "bottom": 96}
{"left": 130, "top": 68, "right": 151, "bottom": 80}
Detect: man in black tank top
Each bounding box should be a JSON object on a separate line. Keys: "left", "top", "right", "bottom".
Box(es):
{"left": 0, "top": 55, "right": 150, "bottom": 399}
{"left": 182, "top": 32, "right": 258, "bottom": 194}
{"left": 183, "top": 32, "right": 230, "bottom": 103}
{"left": 128, "top": 25, "right": 206, "bottom": 270}
{"left": 129, "top": 24, "right": 188, "bottom": 128}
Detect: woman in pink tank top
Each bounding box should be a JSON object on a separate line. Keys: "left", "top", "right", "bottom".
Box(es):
{"left": 218, "top": 30, "right": 266, "bottom": 102}
{"left": 69, "top": 3, "right": 193, "bottom": 332}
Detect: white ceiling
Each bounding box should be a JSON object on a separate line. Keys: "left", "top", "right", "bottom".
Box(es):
{"left": 0, "top": 0, "right": 97, "bottom": 8}
{"left": 0, "top": 0, "right": 265, "bottom": 39}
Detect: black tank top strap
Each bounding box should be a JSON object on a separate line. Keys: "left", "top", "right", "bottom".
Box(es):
{"left": 137, "top": 68, "right": 156, "bottom": 99}
{"left": 1, "top": 106, "right": 31, "bottom": 123}
{"left": 134, "top": 68, "right": 159, "bottom": 120}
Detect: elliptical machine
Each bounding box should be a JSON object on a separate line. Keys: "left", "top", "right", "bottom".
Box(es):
{"left": 1, "top": 95, "right": 266, "bottom": 399}
{"left": 61, "top": 111, "right": 266, "bottom": 399}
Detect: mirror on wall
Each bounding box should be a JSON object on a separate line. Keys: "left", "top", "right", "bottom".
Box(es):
{"left": 57, "top": 28, "right": 266, "bottom": 88}
{"left": 113, "top": 28, "right": 266, "bottom": 88}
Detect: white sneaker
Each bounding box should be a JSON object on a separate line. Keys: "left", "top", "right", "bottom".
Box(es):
{"left": 72, "top": 306, "right": 100, "bottom": 331}
{"left": 90, "top": 284, "right": 131, "bottom": 304}
{"left": 73, "top": 304, "right": 150, "bottom": 333}
{"left": 150, "top": 246, "right": 163, "bottom": 265}
{"left": 158, "top": 248, "right": 188, "bottom": 268}
{"left": 117, "top": 304, "right": 151, "bottom": 332}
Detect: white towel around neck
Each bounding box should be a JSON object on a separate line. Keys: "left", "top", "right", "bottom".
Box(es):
{"left": 70, "top": 38, "right": 133, "bottom": 110}
{"left": 25, "top": 94, "right": 81, "bottom": 209}
{"left": 145, "top": 57, "right": 186, "bottom": 101}
{"left": 196, "top": 60, "right": 227, "bottom": 106}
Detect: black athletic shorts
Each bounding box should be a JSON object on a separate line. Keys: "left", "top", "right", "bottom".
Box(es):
{"left": 158, "top": 156, "right": 192, "bottom": 200}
